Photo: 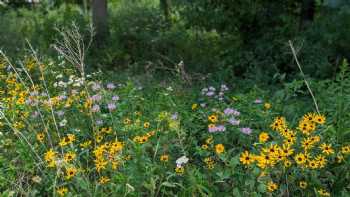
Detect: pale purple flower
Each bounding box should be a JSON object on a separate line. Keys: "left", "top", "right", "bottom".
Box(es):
{"left": 240, "top": 127, "right": 252, "bottom": 135}
{"left": 91, "top": 94, "right": 102, "bottom": 102}
{"left": 209, "top": 125, "right": 226, "bottom": 133}
{"left": 206, "top": 91, "right": 215, "bottom": 97}
{"left": 106, "top": 83, "right": 116, "bottom": 90}
{"left": 112, "top": 95, "right": 120, "bottom": 101}
{"left": 171, "top": 112, "right": 178, "bottom": 120}
{"left": 200, "top": 103, "right": 207, "bottom": 108}
{"left": 228, "top": 117, "right": 240, "bottom": 125}
{"left": 96, "top": 119, "right": 103, "bottom": 125}
{"left": 91, "top": 104, "right": 100, "bottom": 112}
{"left": 224, "top": 108, "right": 235, "bottom": 115}
{"left": 254, "top": 99, "right": 263, "bottom": 104}
{"left": 107, "top": 103, "right": 116, "bottom": 111}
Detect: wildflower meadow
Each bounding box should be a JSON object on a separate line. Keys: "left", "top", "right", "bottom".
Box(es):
{"left": 1, "top": 1, "right": 350, "bottom": 196}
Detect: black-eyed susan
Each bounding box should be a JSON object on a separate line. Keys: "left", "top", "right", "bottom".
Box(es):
{"left": 267, "top": 181, "right": 278, "bottom": 192}
{"left": 294, "top": 153, "right": 306, "bottom": 165}
{"left": 308, "top": 160, "right": 319, "bottom": 169}
{"left": 160, "top": 154, "right": 169, "bottom": 162}
{"left": 175, "top": 166, "right": 184, "bottom": 174}
{"left": 215, "top": 144, "right": 225, "bottom": 154}
{"left": 208, "top": 114, "right": 218, "bottom": 123}
{"left": 99, "top": 176, "right": 110, "bottom": 184}
{"left": 259, "top": 132, "right": 269, "bottom": 143}
{"left": 299, "top": 181, "right": 307, "bottom": 189}
{"left": 65, "top": 167, "right": 77, "bottom": 180}
{"left": 240, "top": 151, "right": 253, "bottom": 165}
{"left": 36, "top": 133, "right": 45, "bottom": 142}
{"left": 314, "top": 114, "right": 326, "bottom": 124}
{"left": 317, "top": 188, "right": 330, "bottom": 196}
{"left": 201, "top": 144, "right": 208, "bottom": 150}
{"left": 315, "top": 155, "right": 327, "bottom": 168}
{"left": 64, "top": 152, "right": 76, "bottom": 163}
{"left": 57, "top": 187, "right": 68, "bottom": 196}
{"left": 264, "top": 103, "right": 271, "bottom": 110}
{"left": 320, "top": 143, "right": 334, "bottom": 155}
{"left": 341, "top": 145, "right": 350, "bottom": 154}
{"left": 143, "top": 122, "right": 150, "bottom": 128}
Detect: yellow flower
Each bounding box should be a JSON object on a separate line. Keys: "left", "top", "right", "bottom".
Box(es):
{"left": 123, "top": 118, "right": 131, "bottom": 125}
{"left": 284, "top": 160, "right": 292, "bottom": 168}
{"left": 315, "top": 155, "right": 327, "bottom": 168}
{"left": 201, "top": 144, "right": 208, "bottom": 150}
{"left": 208, "top": 114, "right": 218, "bottom": 123}
{"left": 175, "top": 166, "right": 184, "bottom": 174}
{"left": 65, "top": 167, "right": 77, "bottom": 180}
{"left": 264, "top": 103, "right": 271, "bottom": 110}
{"left": 259, "top": 132, "right": 269, "bottom": 143}
{"left": 215, "top": 144, "right": 225, "bottom": 154}
{"left": 80, "top": 140, "right": 92, "bottom": 148}
{"left": 44, "top": 149, "right": 56, "bottom": 162}
{"left": 36, "top": 133, "right": 45, "bottom": 143}
{"left": 294, "top": 153, "right": 306, "bottom": 165}
{"left": 267, "top": 181, "right": 278, "bottom": 192}
{"left": 341, "top": 145, "right": 350, "bottom": 154}
{"left": 335, "top": 154, "right": 344, "bottom": 163}
{"left": 143, "top": 122, "right": 150, "bottom": 128}
{"left": 160, "top": 154, "right": 169, "bottom": 162}
{"left": 57, "top": 187, "right": 68, "bottom": 196}
{"left": 314, "top": 114, "right": 326, "bottom": 124}
{"left": 240, "top": 151, "right": 253, "bottom": 165}
{"left": 95, "top": 159, "right": 108, "bottom": 172}
{"left": 99, "top": 176, "right": 110, "bottom": 184}
{"left": 191, "top": 103, "right": 198, "bottom": 110}
{"left": 64, "top": 152, "right": 76, "bottom": 163}
{"left": 299, "top": 181, "right": 307, "bottom": 189}
{"left": 59, "top": 134, "right": 75, "bottom": 147}
{"left": 320, "top": 143, "right": 334, "bottom": 155}
{"left": 301, "top": 138, "right": 313, "bottom": 150}
{"left": 308, "top": 160, "right": 319, "bottom": 169}
{"left": 318, "top": 188, "right": 330, "bottom": 196}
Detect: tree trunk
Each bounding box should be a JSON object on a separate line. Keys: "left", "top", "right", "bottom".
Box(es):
{"left": 160, "top": 0, "right": 171, "bottom": 23}
{"left": 92, "top": 0, "right": 108, "bottom": 46}
{"left": 299, "top": 0, "right": 316, "bottom": 30}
